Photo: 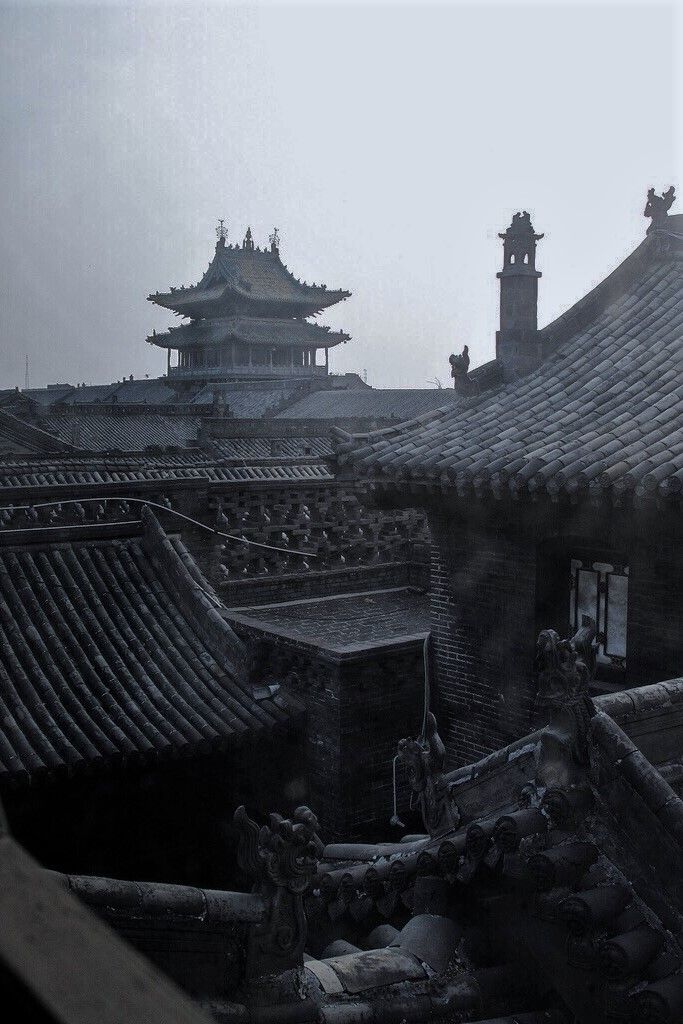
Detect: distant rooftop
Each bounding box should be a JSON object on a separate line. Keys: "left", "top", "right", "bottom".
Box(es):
{"left": 149, "top": 227, "right": 350, "bottom": 320}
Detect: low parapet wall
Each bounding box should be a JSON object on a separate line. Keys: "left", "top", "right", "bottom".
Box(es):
{"left": 51, "top": 871, "right": 263, "bottom": 1002}
{"left": 441, "top": 679, "right": 683, "bottom": 823}
{"left": 596, "top": 679, "right": 683, "bottom": 767}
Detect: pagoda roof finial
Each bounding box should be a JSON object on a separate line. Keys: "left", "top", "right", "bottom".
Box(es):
{"left": 216, "top": 218, "right": 228, "bottom": 250}
{"left": 243, "top": 226, "right": 254, "bottom": 251}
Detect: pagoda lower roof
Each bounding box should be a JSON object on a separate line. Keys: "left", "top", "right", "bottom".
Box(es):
{"left": 147, "top": 316, "right": 350, "bottom": 351}
{"left": 148, "top": 244, "right": 350, "bottom": 319}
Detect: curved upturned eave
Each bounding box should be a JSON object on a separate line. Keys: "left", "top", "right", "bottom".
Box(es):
{"left": 146, "top": 316, "right": 351, "bottom": 350}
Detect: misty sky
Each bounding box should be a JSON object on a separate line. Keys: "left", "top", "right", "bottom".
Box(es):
{"left": 0, "top": 1, "right": 679, "bottom": 390}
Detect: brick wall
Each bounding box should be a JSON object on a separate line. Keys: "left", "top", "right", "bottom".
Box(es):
{"left": 236, "top": 627, "right": 425, "bottom": 841}
{"left": 218, "top": 561, "right": 428, "bottom": 607}
{"left": 173, "top": 483, "right": 429, "bottom": 597}
{"left": 427, "top": 501, "right": 682, "bottom": 770}
{"left": 429, "top": 511, "right": 538, "bottom": 768}
{"left": 337, "top": 648, "right": 424, "bottom": 840}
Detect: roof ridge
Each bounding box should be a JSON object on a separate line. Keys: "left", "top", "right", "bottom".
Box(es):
{"left": 141, "top": 509, "right": 250, "bottom": 683}
{"left": 539, "top": 231, "right": 674, "bottom": 348}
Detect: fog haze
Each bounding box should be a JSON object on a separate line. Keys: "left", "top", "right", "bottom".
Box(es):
{"left": 0, "top": 1, "right": 678, "bottom": 389}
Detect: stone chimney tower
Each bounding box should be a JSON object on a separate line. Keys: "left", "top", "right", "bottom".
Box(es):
{"left": 496, "top": 211, "right": 544, "bottom": 381}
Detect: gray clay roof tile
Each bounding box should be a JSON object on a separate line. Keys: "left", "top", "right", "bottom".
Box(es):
{"left": 336, "top": 226, "right": 682, "bottom": 505}
{"left": 0, "top": 514, "right": 295, "bottom": 782}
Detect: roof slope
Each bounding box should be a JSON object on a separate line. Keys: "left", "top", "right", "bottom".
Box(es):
{"left": 20, "top": 385, "right": 76, "bottom": 407}
{"left": 189, "top": 379, "right": 307, "bottom": 417}
{"left": 148, "top": 316, "right": 349, "bottom": 350}
{"left": 61, "top": 380, "right": 177, "bottom": 407}
{"left": 40, "top": 413, "right": 201, "bottom": 452}
{"left": 0, "top": 410, "right": 76, "bottom": 456}
{"left": 276, "top": 387, "right": 468, "bottom": 422}
{"left": 0, "top": 512, "right": 295, "bottom": 783}
{"left": 149, "top": 242, "right": 350, "bottom": 318}
{"left": 336, "top": 220, "right": 683, "bottom": 503}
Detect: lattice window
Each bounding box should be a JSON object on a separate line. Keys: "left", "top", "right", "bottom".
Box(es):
{"left": 569, "top": 559, "right": 628, "bottom": 673}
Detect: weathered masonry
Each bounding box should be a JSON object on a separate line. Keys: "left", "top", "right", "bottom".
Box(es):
{"left": 337, "top": 199, "right": 683, "bottom": 765}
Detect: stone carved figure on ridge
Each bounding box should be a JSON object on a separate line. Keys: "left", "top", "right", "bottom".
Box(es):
{"left": 644, "top": 186, "right": 676, "bottom": 230}
{"left": 534, "top": 616, "right": 598, "bottom": 789}
{"left": 449, "top": 345, "right": 470, "bottom": 383}
{"left": 233, "top": 804, "right": 323, "bottom": 980}
{"left": 397, "top": 711, "right": 461, "bottom": 836}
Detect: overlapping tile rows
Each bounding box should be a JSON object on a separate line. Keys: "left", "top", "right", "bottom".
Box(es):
{"left": 150, "top": 242, "right": 350, "bottom": 318}
{"left": 277, "top": 387, "right": 466, "bottom": 422}
{"left": 189, "top": 381, "right": 305, "bottom": 416}
{"left": 336, "top": 232, "right": 683, "bottom": 503}
{"left": 40, "top": 413, "right": 202, "bottom": 453}
{"left": 0, "top": 513, "right": 294, "bottom": 782}
{"left": 0, "top": 410, "right": 75, "bottom": 455}
{"left": 209, "top": 436, "right": 333, "bottom": 460}
{"left": 150, "top": 316, "right": 349, "bottom": 351}
{"left": 0, "top": 461, "right": 332, "bottom": 490}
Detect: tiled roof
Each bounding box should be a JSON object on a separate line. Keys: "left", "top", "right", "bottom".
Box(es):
{"left": 226, "top": 587, "right": 430, "bottom": 653}
{"left": 189, "top": 381, "right": 305, "bottom": 417}
{"left": 149, "top": 317, "right": 349, "bottom": 350}
{"left": 211, "top": 462, "right": 333, "bottom": 483}
{"left": 149, "top": 244, "right": 350, "bottom": 318}
{"left": 0, "top": 410, "right": 75, "bottom": 456}
{"left": 336, "top": 223, "right": 683, "bottom": 503}
{"left": 40, "top": 414, "right": 201, "bottom": 452}
{"left": 60, "top": 380, "right": 177, "bottom": 407}
{"left": 21, "top": 385, "right": 76, "bottom": 407}
{"left": 0, "top": 459, "right": 333, "bottom": 493}
{"left": 59, "top": 384, "right": 121, "bottom": 405}
{"left": 209, "top": 436, "right": 333, "bottom": 460}
{"left": 276, "top": 387, "right": 467, "bottom": 422}
{"left": 0, "top": 512, "right": 296, "bottom": 782}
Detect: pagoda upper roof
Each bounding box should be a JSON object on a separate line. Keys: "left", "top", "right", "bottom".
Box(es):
{"left": 335, "top": 214, "right": 683, "bottom": 505}
{"left": 148, "top": 237, "right": 351, "bottom": 319}
{"left": 147, "top": 316, "right": 350, "bottom": 350}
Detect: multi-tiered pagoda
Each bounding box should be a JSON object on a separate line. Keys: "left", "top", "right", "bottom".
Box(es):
{"left": 147, "top": 224, "right": 351, "bottom": 382}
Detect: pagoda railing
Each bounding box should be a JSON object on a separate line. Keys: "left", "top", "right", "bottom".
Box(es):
{"left": 167, "top": 364, "right": 327, "bottom": 381}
